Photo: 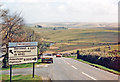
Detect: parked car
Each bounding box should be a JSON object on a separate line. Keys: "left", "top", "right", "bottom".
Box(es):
{"left": 41, "top": 53, "right": 53, "bottom": 63}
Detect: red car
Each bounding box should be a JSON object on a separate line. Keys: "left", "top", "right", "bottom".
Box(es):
{"left": 56, "top": 54, "right": 62, "bottom": 57}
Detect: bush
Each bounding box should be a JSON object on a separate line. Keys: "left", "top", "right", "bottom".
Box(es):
{"left": 78, "top": 54, "right": 120, "bottom": 72}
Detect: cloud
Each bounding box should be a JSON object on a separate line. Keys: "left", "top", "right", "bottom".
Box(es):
{"left": 1, "top": 0, "right": 39, "bottom": 3}
{"left": 0, "top": 0, "right": 119, "bottom": 23}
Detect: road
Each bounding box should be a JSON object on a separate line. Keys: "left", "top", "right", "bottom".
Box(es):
{"left": 1, "top": 57, "right": 119, "bottom": 81}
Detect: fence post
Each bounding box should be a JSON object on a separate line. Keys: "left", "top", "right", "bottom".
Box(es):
{"left": 77, "top": 50, "right": 80, "bottom": 59}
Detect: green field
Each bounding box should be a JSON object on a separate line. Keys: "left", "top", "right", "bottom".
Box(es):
{"left": 33, "top": 28, "right": 118, "bottom": 42}
{"left": 30, "top": 27, "right": 118, "bottom": 54}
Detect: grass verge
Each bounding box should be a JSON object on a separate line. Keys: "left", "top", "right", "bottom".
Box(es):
{"left": 0, "top": 74, "right": 42, "bottom": 81}
{"left": 1, "top": 59, "right": 42, "bottom": 70}
{"left": 65, "top": 56, "right": 120, "bottom": 75}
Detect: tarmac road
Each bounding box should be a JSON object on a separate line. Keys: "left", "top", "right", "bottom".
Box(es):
{"left": 1, "top": 57, "right": 119, "bottom": 81}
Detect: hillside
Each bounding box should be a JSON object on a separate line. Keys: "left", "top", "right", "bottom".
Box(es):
{"left": 30, "top": 27, "right": 118, "bottom": 53}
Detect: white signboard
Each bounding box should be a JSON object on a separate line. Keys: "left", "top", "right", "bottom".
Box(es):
{"left": 8, "top": 42, "right": 38, "bottom": 65}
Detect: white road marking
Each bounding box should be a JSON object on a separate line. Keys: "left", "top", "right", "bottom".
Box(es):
{"left": 82, "top": 72, "right": 97, "bottom": 80}
{"left": 71, "top": 65, "right": 78, "bottom": 70}
{"left": 62, "top": 59, "right": 66, "bottom": 62}
{"left": 62, "top": 58, "right": 78, "bottom": 70}
{"left": 63, "top": 59, "right": 70, "bottom": 65}
{"left": 62, "top": 59, "right": 78, "bottom": 70}
{"left": 66, "top": 62, "right": 70, "bottom": 65}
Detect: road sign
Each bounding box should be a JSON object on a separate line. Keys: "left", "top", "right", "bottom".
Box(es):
{"left": 8, "top": 42, "right": 38, "bottom": 65}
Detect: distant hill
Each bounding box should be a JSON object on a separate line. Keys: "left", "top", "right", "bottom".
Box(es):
{"left": 33, "top": 22, "right": 118, "bottom": 29}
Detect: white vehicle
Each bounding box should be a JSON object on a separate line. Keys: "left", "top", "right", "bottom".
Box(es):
{"left": 41, "top": 53, "right": 53, "bottom": 63}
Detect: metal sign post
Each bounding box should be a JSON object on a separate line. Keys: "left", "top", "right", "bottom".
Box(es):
{"left": 8, "top": 42, "right": 38, "bottom": 80}
{"left": 10, "top": 65, "right": 12, "bottom": 82}
{"left": 33, "top": 63, "right": 35, "bottom": 78}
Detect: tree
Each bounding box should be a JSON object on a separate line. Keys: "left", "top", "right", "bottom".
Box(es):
{"left": 0, "top": 6, "right": 31, "bottom": 68}
{"left": 0, "top": 7, "right": 25, "bottom": 47}
{"left": 38, "top": 43, "right": 48, "bottom": 55}
{"left": 0, "top": 6, "right": 42, "bottom": 68}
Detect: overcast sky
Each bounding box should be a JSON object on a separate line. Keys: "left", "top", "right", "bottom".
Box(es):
{"left": 0, "top": 0, "right": 119, "bottom": 24}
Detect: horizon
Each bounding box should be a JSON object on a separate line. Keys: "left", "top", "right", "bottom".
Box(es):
{"left": 27, "top": 22, "right": 118, "bottom": 24}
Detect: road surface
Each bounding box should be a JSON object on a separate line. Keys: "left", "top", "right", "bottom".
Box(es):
{"left": 1, "top": 57, "right": 119, "bottom": 81}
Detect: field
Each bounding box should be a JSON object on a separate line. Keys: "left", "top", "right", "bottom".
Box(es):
{"left": 30, "top": 27, "right": 119, "bottom": 57}
{"left": 33, "top": 28, "right": 118, "bottom": 43}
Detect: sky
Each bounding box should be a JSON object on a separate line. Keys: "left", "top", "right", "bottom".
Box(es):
{"left": 0, "top": 0, "right": 119, "bottom": 24}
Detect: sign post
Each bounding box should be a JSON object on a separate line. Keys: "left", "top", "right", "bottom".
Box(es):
{"left": 8, "top": 42, "right": 38, "bottom": 80}
{"left": 33, "top": 63, "right": 35, "bottom": 78}
{"left": 77, "top": 50, "right": 80, "bottom": 59}
{"left": 10, "top": 65, "right": 12, "bottom": 82}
